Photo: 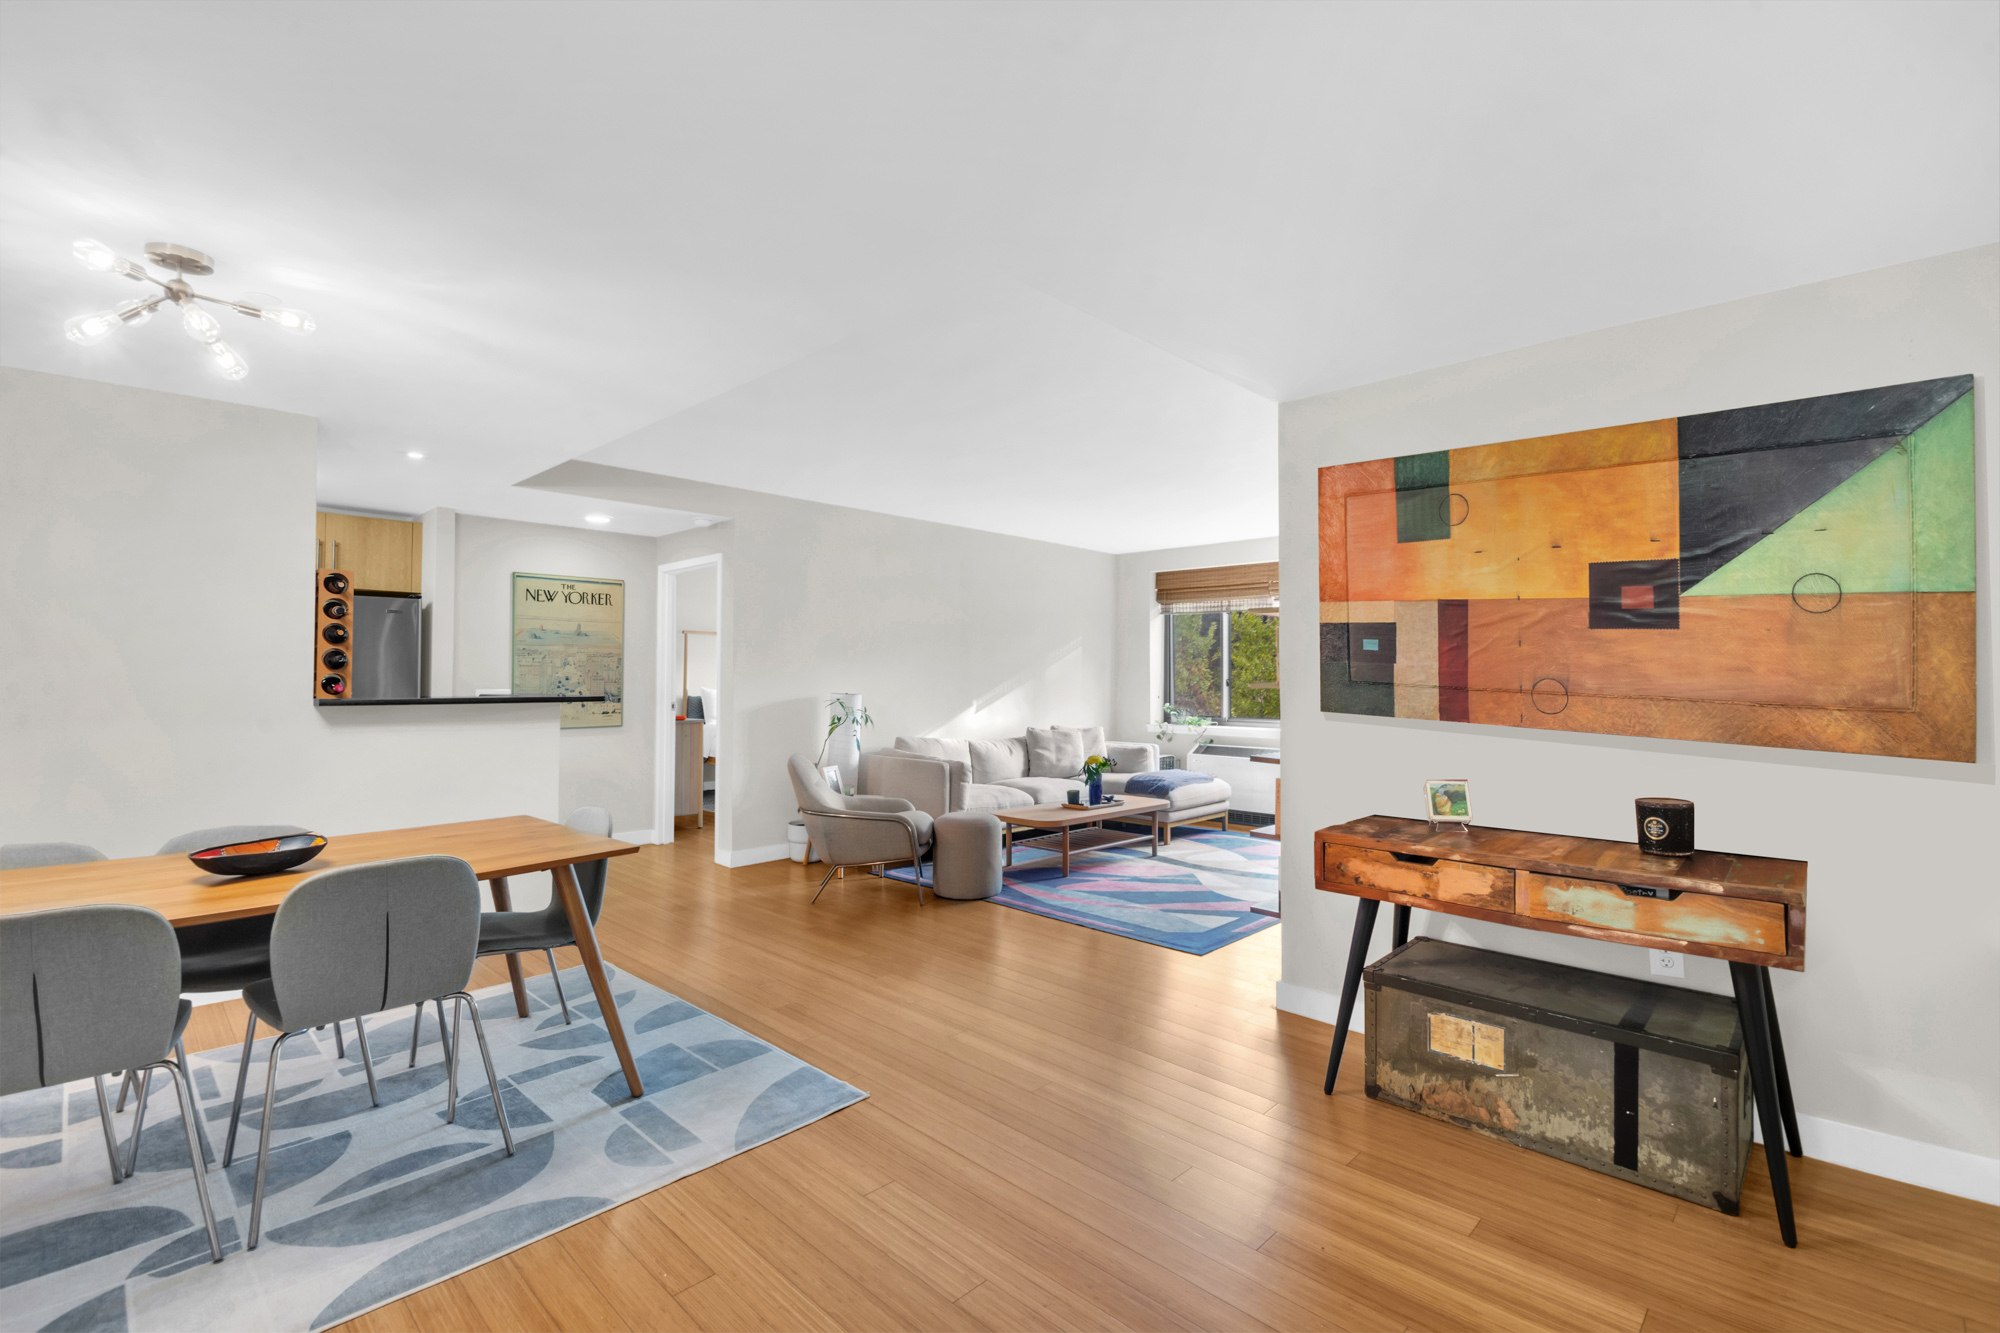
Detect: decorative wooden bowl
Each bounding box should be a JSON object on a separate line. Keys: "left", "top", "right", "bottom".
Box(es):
{"left": 188, "top": 833, "right": 328, "bottom": 877}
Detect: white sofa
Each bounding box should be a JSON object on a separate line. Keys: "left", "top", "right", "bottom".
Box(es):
{"left": 857, "top": 726, "right": 1232, "bottom": 839}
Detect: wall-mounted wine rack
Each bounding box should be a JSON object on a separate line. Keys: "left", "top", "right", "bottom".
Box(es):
{"left": 315, "top": 569, "right": 354, "bottom": 698}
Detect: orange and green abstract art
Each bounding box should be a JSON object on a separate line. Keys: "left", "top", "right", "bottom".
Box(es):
{"left": 1318, "top": 375, "right": 1976, "bottom": 761}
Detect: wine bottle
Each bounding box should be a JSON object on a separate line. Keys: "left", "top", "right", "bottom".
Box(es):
{"left": 321, "top": 572, "right": 350, "bottom": 595}
{"left": 322, "top": 623, "right": 349, "bottom": 644}
{"left": 320, "top": 675, "right": 347, "bottom": 695}
{"left": 322, "top": 598, "right": 349, "bottom": 619}
{"left": 322, "top": 648, "right": 349, "bottom": 670}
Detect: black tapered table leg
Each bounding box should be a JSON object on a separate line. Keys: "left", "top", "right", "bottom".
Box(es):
{"left": 1731, "top": 962, "right": 1798, "bottom": 1247}
{"left": 1323, "top": 899, "right": 1381, "bottom": 1095}
{"left": 1758, "top": 967, "right": 1803, "bottom": 1159}
{"left": 1391, "top": 904, "right": 1411, "bottom": 949}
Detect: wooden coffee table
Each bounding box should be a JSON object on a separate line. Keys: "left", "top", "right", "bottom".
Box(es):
{"left": 997, "top": 796, "right": 1171, "bottom": 877}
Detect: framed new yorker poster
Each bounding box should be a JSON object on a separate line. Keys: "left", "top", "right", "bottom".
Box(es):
{"left": 512, "top": 572, "right": 624, "bottom": 728}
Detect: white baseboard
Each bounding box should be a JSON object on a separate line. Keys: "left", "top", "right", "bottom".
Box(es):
{"left": 620, "top": 828, "right": 658, "bottom": 845}
{"left": 716, "top": 842, "right": 791, "bottom": 868}
{"left": 1274, "top": 979, "right": 2000, "bottom": 1206}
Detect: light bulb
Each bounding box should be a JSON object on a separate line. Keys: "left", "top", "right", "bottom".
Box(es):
{"left": 64, "top": 310, "right": 120, "bottom": 345}
{"left": 114, "top": 298, "right": 154, "bottom": 326}
{"left": 183, "top": 304, "right": 222, "bottom": 344}
{"left": 259, "top": 305, "right": 316, "bottom": 335}
{"left": 585, "top": 514, "right": 613, "bottom": 525}
{"left": 73, "top": 238, "right": 117, "bottom": 272}
{"left": 208, "top": 339, "right": 248, "bottom": 380}
{"left": 406, "top": 451, "right": 425, "bottom": 460}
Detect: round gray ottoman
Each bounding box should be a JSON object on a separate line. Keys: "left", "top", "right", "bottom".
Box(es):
{"left": 931, "top": 810, "right": 1003, "bottom": 900}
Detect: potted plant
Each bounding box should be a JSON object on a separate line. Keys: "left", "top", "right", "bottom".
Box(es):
{"left": 1081, "top": 752, "right": 1116, "bottom": 806}
{"left": 816, "top": 694, "right": 874, "bottom": 794}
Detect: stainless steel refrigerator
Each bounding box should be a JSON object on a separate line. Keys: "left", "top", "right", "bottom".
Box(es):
{"left": 351, "top": 593, "right": 422, "bottom": 699}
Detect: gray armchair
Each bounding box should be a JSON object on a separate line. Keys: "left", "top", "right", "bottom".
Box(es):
{"left": 787, "top": 753, "right": 934, "bottom": 905}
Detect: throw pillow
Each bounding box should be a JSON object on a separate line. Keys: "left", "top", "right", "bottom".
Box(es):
{"left": 1026, "top": 725, "right": 1087, "bottom": 778}
{"left": 968, "top": 737, "right": 1028, "bottom": 784}
{"left": 1063, "top": 725, "right": 1106, "bottom": 763}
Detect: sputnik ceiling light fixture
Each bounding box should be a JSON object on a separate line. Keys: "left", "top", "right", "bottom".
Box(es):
{"left": 63, "top": 239, "right": 314, "bottom": 380}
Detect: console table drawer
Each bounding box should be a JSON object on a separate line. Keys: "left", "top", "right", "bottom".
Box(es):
{"left": 1518, "top": 873, "right": 1786, "bottom": 955}
{"left": 1322, "top": 846, "right": 1515, "bottom": 912}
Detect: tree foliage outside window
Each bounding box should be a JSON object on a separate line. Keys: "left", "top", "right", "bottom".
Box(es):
{"left": 1166, "top": 608, "right": 1279, "bottom": 723}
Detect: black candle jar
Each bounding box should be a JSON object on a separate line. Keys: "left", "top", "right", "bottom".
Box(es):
{"left": 1635, "top": 797, "right": 1694, "bottom": 857}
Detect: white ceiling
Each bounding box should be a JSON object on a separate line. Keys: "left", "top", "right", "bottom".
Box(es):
{"left": 2, "top": 1, "right": 1994, "bottom": 552}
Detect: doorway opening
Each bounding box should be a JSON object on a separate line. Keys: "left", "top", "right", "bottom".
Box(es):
{"left": 655, "top": 554, "right": 722, "bottom": 860}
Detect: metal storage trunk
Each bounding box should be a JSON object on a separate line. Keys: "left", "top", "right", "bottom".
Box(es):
{"left": 1365, "top": 937, "right": 1753, "bottom": 1213}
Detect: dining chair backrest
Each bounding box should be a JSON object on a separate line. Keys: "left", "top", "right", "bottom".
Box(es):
{"left": 0, "top": 842, "right": 107, "bottom": 871}
{"left": 563, "top": 806, "right": 614, "bottom": 921}
{"left": 0, "top": 904, "right": 181, "bottom": 1095}
{"left": 265, "top": 855, "right": 480, "bottom": 1030}
{"left": 157, "top": 824, "right": 311, "bottom": 856}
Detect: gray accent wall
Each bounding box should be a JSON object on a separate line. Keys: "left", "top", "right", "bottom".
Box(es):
{"left": 0, "top": 368, "right": 561, "bottom": 861}
{"left": 1276, "top": 245, "right": 1998, "bottom": 1176}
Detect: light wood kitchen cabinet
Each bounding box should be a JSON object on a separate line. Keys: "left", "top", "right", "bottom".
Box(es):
{"left": 315, "top": 512, "right": 423, "bottom": 594}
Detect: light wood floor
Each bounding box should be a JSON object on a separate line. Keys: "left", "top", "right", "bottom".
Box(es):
{"left": 183, "top": 824, "right": 1999, "bottom": 1333}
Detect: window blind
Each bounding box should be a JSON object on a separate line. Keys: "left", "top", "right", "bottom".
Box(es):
{"left": 1154, "top": 561, "right": 1279, "bottom": 612}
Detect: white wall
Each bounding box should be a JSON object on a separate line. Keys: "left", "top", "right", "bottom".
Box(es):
{"left": 451, "top": 513, "right": 659, "bottom": 838}
{"left": 521, "top": 461, "right": 1118, "bottom": 865}
{"left": 1277, "top": 245, "right": 1999, "bottom": 1199}
{"left": 0, "top": 368, "right": 560, "bottom": 860}
{"left": 1112, "top": 536, "right": 1280, "bottom": 762}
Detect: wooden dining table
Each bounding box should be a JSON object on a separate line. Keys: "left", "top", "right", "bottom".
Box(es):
{"left": 0, "top": 816, "right": 649, "bottom": 1098}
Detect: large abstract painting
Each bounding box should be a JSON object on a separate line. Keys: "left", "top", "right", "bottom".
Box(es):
{"left": 1318, "top": 375, "right": 1976, "bottom": 761}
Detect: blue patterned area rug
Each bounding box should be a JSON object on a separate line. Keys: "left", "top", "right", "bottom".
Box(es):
{"left": 890, "top": 826, "right": 1279, "bottom": 955}
{"left": 0, "top": 966, "right": 865, "bottom": 1332}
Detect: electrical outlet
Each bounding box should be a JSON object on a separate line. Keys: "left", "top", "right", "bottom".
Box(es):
{"left": 1649, "top": 949, "right": 1684, "bottom": 979}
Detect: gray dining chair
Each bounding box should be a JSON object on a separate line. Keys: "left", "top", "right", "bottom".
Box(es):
{"left": 0, "top": 842, "right": 108, "bottom": 870}
{"left": 469, "top": 806, "right": 614, "bottom": 1028}
{"left": 788, "top": 754, "right": 933, "bottom": 905}
{"left": 220, "top": 854, "right": 513, "bottom": 1249}
{"left": 121, "top": 824, "right": 343, "bottom": 1120}
{"left": 0, "top": 904, "right": 224, "bottom": 1264}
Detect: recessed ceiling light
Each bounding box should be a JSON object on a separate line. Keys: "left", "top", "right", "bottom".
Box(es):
{"left": 585, "top": 514, "right": 612, "bottom": 525}
{"left": 405, "top": 450, "right": 424, "bottom": 460}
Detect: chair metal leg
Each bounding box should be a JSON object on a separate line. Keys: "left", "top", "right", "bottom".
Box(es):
{"left": 435, "top": 997, "right": 454, "bottom": 1067}
{"left": 116, "top": 1067, "right": 136, "bottom": 1113}
{"left": 123, "top": 1066, "right": 154, "bottom": 1177}
{"left": 332, "top": 1019, "right": 346, "bottom": 1059}
{"left": 454, "top": 992, "right": 515, "bottom": 1156}
{"left": 811, "top": 863, "right": 841, "bottom": 903}
{"left": 91, "top": 1075, "right": 124, "bottom": 1185}
{"left": 222, "top": 1012, "right": 258, "bottom": 1168}
{"left": 408, "top": 1000, "right": 424, "bottom": 1068}
{"left": 174, "top": 1036, "right": 215, "bottom": 1169}
{"left": 159, "top": 1058, "right": 224, "bottom": 1263}
{"left": 248, "top": 1031, "right": 298, "bottom": 1250}
{"left": 352, "top": 1017, "right": 379, "bottom": 1107}
{"left": 546, "top": 949, "right": 571, "bottom": 1025}
{"left": 445, "top": 995, "right": 462, "bottom": 1123}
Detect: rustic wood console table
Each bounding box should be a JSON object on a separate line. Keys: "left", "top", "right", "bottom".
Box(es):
{"left": 1314, "top": 815, "right": 1807, "bottom": 1246}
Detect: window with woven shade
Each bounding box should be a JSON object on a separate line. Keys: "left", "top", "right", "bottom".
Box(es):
{"left": 1155, "top": 563, "right": 1279, "bottom": 724}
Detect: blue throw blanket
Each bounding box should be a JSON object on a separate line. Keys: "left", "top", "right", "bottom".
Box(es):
{"left": 1124, "top": 770, "right": 1214, "bottom": 797}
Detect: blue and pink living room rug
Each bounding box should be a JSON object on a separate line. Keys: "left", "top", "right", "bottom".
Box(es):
{"left": 893, "top": 825, "right": 1279, "bottom": 954}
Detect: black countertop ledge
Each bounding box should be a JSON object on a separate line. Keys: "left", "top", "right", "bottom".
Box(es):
{"left": 315, "top": 695, "right": 606, "bottom": 707}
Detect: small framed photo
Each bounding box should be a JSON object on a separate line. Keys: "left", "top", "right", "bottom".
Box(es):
{"left": 822, "top": 765, "right": 845, "bottom": 793}
{"left": 1423, "top": 779, "right": 1471, "bottom": 828}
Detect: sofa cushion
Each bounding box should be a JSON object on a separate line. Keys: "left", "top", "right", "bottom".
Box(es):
{"left": 994, "top": 776, "right": 1079, "bottom": 805}
{"left": 968, "top": 737, "right": 1028, "bottom": 784}
{"left": 962, "top": 782, "right": 1034, "bottom": 812}
{"left": 896, "top": 735, "right": 971, "bottom": 765}
{"left": 1025, "top": 725, "right": 1104, "bottom": 778}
